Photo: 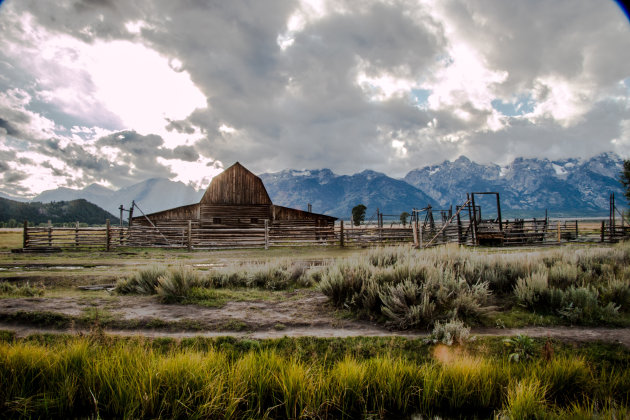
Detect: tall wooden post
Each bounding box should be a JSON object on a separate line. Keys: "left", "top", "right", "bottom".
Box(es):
{"left": 264, "top": 219, "right": 269, "bottom": 250}
{"left": 557, "top": 224, "right": 561, "bottom": 243}
{"left": 575, "top": 220, "right": 578, "bottom": 239}
{"left": 456, "top": 210, "right": 462, "bottom": 244}
{"left": 47, "top": 220, "right": 52, "bottom": 248}
{"left": 419, "top": 223, "right": 423, "bottom": 248}
{"left": 75, "top": 221, "right": 79, "bottom": 248}
{"left": 339, "top": 220, "right": 344, "bottom": 247}
{"left": 601, "top": 221, "right": 605, "bottom": 242}
{"left": 187, "top": 220, "right": 192, "bottom": 251}
{"left": 470, "top": 194, "right": 478, "bottom": 245}
{"left": 23, "top": 220, "right": 28, "bottom": 249}
{"left": 412, "top": 219, "right": 419, "bottom": 248}
{"left": 106, "top": 219, "right": 111, "bottom": 252}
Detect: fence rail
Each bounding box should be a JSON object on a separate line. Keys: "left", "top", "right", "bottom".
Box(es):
{"left": 18, "top": 218, "right": 630, "bottom": 252}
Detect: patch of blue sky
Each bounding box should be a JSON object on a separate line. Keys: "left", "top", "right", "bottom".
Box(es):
{"left": 491, "top": 94, "right": 535, "bottom": 117}
{"left": 411, "top": 88, "right": 431, "bottom": 109}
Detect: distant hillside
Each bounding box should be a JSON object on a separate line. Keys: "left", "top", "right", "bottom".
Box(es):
{"left": 0, "top": 198, "right": 119, "bottom": 226}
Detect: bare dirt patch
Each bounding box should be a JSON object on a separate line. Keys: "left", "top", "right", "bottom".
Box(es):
{"left": 1, "top": 290, "right": 630, "bottom": 346}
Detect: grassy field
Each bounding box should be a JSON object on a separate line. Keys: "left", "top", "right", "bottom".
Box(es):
{"left": 0, "top": 331, "right": 628, "bottom": 419}
{"left": 1, "top": 230, "right": 630, "bottom": 417}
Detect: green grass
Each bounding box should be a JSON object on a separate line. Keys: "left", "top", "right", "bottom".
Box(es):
{"left": 0, "top": 333, "right": 627, "bottom": 419}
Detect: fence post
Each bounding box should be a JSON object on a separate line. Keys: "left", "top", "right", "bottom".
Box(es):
{"left": 106, "top": 219, "right": 111, "bottom": 252}
{"left": 47, "top": 220, "right": 52, "bottom": 248}
{"left": 412, "top": 220, "right": 419, "bottom": 248}
{"left": 75, "top": 221, "right": 79, "bottom": 248}
{"left": 187, "top": 220, "right": 192, "bottom": 251}
{"left": 557, "top": 224, "right": 561, "bottom": 242}
{"left": 264, "top": 219, "right": 269, "bottom": 250}
{"left": 339, "top": 220, "right": 345, "bottom": 247}
{"left": 419, "top": 224, "right": 423, "bottom": 248}
{"left": 601, "top": 221, "right": 605, "bottom": 242}
{"left": 575, "top": 220, "right": 578, "bottom": 239}
{"left": 23, "top": 220, "right": 28, "bottom": 249}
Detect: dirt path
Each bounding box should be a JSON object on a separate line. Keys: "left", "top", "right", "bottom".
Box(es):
{"left": 1, "top": 291, "right": 630, "bottom": 347}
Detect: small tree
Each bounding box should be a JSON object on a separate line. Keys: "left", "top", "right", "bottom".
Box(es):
{"left": 400, "top": 212, "right": 410, "bottom": 227}
{"left": 352, "top": 204, "right": 367, "bottom": 226}
{"left": 621, "top": 159, "right": 630, "bottom": 202}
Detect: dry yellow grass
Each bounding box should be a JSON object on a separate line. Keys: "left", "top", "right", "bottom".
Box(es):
{"left": 0, "top": 229, "right": 22, "bottom": 250}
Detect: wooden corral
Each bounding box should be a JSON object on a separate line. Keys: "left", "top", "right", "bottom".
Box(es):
{"left": 128, "top": 162, "right": 337, "bottom": 248}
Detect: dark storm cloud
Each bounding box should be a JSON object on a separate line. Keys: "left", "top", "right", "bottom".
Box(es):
{"left": 0, "top": 161, "right": 9, "bottom": 172}
{"left": 172, "top": 145, "right": 198, "bottom": 162}
{"left": 165, "top": 118, "right": 196, "bottom": 134}
{"left": 3, "top": 170, "right": 28, "bottom": 184}
{"left": 0, "top": 117, "right": 20, "bottom": 136}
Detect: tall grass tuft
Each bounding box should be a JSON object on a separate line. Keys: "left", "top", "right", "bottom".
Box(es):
{"left": 0, "top": 281, "right": 44, "bottom": 297}
{"left": 115, "top": 265, "right": 168, "bottom": 295}
{"left": 156, "top": 265, "right": 200, "bottom": 303}
{"left": 503, "top": 378, "right": 548, "bottom": 419}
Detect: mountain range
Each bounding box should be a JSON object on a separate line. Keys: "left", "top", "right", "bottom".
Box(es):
{"left": 14, "top": 152, "right": 627, "bottom": 220}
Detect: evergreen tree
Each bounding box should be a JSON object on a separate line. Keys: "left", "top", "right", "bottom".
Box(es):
{"left": 621, "top": 160, "right": 630, "bottom": 202}
{"left": 352, "top": 204, "right": 367, "bottom": 226}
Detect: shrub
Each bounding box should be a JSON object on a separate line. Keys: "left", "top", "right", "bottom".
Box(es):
{"left": 557, "top": 286, "right": 619, "bottom": 323}
{"left": 514, "top": 271, "right": 549, "bottom": 308}
{"left": 599, "top": 278, "right": 630, "bottom": 311}
{"left": 428, "top": 319, "right": 471, "bottom": 346}
{"left": 503, "top": 335, "right": 536, "bottom": 363}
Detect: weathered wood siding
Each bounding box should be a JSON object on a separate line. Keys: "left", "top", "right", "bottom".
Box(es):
{"left": 132, "top": 204, "right": 200, "bottom": 226}
{"left": 200, "top": 204, "right": 272, "bottom": 227}
{"left": 200, "top": 162, "right": 272, "bottom": 205}
{"left": 272, "top": 205, "right": 336, "bottom": 225}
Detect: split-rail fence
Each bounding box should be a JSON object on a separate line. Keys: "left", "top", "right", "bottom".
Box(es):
{"left": 18, "top": 218, "right": 629, "bottom": 252}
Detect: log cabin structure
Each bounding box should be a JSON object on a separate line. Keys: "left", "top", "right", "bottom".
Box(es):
{"left": 127, "top": 162, "right": 337, "bottom": 248}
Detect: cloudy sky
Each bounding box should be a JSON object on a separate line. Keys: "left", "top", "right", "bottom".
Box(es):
{"left": 1, "top": 0, "right": 629, "bottom": 197}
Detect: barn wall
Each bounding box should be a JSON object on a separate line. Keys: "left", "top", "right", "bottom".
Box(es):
{"left": 132, "top": 204, "right": 200, "bottom": 227}
{"left": 272, "top": 205, "right": 336, "bottom": 226}
{"left": 200, "top": 204, "right": 272, "bottom": 227}
{"left": 200, "top": 162, "right": 272, "bottom": 205}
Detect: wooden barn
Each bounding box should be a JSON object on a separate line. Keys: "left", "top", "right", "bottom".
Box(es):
{"left": 127, "top": 162, "right": 337, "bottom": 248}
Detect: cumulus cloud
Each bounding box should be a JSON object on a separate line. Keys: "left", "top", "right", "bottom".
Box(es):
{"left": 0, "top": 0, "right": 629, "bottom": 197}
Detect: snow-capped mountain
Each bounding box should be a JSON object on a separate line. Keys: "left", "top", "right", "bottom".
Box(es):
{"left": 260, "top": 169, "right": 437, "bottom": 218}
{"left": 403, "top": 152, "right": 625, "bottom": 216}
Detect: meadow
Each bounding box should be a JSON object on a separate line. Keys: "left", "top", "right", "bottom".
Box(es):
{"left": 1, "top": 229, "right": 630, "bottom": 418}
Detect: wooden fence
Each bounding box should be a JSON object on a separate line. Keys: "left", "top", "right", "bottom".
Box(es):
{"left": 19, "top": 218, "right": 630, "bottom": 252}
{"left": 21, "top": 220, "right": 126, "bottom": 252}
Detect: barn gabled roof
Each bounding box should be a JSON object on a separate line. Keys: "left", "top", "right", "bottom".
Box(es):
{"left": 200, "top": 162, "right": 272, "bottom": 205}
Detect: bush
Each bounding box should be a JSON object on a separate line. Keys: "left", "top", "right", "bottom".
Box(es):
{"left": 428, "top": 319, "right": 471, "bottom": 346}
{"left": 514, "top": 271, "right": 549, "bottom": 308}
